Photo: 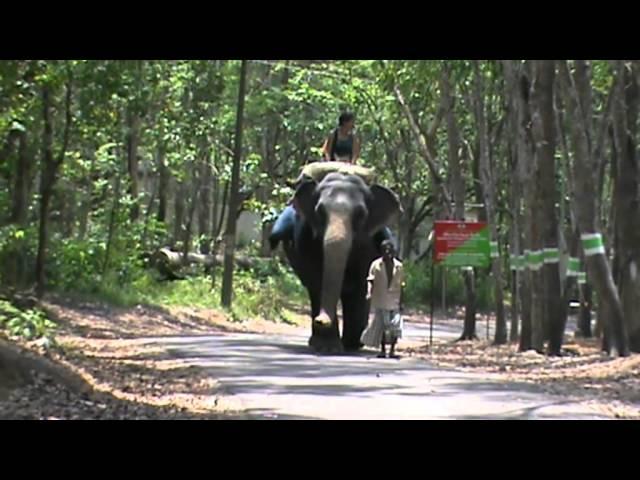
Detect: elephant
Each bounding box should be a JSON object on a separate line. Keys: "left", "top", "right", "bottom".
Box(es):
{"left": 269, "top": 171, "right": 402, "bottom": 353}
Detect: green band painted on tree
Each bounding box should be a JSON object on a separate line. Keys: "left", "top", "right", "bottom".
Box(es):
{"left": 517, "top": 255, "right": 525, "bottom": 271}
{"left": 510, "top": 254, "right": 517, "bottom": 270}
{"left": 566, "top": 257, "right": 580, "bottom": 277}
{"left": 543, "top": 248, "right": 560, "bottom": 264}
{"left": 581, "top": 233, "right": 605, "bottom": 256}
{"left": 528, "top": 250, "right": 544, "bottom": 271}
{"left": 490, "top": 241, "right": 499, "bottom": 258}
{"left": 578, "top": 272, "right": 587, "bottom": 284}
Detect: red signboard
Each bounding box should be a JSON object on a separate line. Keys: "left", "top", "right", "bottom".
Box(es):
{"left": 433, "top": 220, "right": 490, "bottom": 267}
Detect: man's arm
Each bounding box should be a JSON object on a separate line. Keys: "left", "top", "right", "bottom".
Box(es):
{"left": 366, "top": 260, "right": 378, "bottom": 300}
{"left": 399, "top": 264, "right": 406, "bottom": 312}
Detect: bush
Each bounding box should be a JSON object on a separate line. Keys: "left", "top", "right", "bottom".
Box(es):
{"left": 56, "top": 254, "right": 307, "bottom": 325}
{"left": 0, "top": 225, "right": 38, "bottom": 287}
{"left": 0, "top": 300, "right": 57, "bottom": 340}
{"left": 403, "top": 260, "right": 495, "bottom": 311}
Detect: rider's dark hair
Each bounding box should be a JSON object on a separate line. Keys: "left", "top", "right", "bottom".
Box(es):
{"left": 338, "top": 111, "right": 355, "bottom": 126}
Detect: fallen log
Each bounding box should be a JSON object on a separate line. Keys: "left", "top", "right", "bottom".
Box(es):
{"left": 151, "top": 248, "right": 257, "bottom": 280}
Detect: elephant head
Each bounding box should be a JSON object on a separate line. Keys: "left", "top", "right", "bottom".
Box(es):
{"left": 292, "top": 172, "right": 402, "bottom": 333}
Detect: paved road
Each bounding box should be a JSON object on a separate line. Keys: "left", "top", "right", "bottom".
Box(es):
{"left": 141, "top": 318, "right": 609, "bottom": 420}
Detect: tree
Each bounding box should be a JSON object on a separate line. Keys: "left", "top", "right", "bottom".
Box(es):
{"left": 221, "top": 60, "right": 248, "bottom": 308}
{"left": 35, "top": 64, "right": 74, "bottom": 298}
{"left": 530, "top": 60, "right": 566, "bottom": 355}
{"left": 558, "top": 60, "right": 629, "bottom": 357}
{"left": 609, "top": 61, "right": 640, "bottom": 351}
{"left": 472, "top": 61, "right": 507, "bottom": 345}
{"left": 441, "top": 62, "right": 480, "bottom": 341}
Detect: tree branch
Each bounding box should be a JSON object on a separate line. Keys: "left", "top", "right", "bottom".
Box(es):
{"left": 56, "top": 74, "right": 73, "bottom": 168}
{"left": 393, "top": 83, "right": 452, "bottom": 213}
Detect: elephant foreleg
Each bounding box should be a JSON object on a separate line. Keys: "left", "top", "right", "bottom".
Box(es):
{"left": 341, "top": 282, "right": 369, "bottom": 351}
{"left": 307, "top": 283, "right": 343, "bottom": 354}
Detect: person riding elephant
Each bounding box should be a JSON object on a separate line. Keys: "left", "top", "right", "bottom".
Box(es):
{"left": 321, "top": 111, "right": 361, "bottom": 163}
{"left": 270, "top": 167, "right": 402, "bottom": 353}
{"left": 270, "top": 111, "right": 361, "bottom": 248}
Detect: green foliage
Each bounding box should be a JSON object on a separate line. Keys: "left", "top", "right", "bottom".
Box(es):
{"left": 6, "top": 59, "right": 611, "bottom": 325}
{"left": 0, "top": 300, "right": 57, "bottom": 340}
{"left": 0, "top": 225, "right": 38, "bottom": 285}
{"left": 60, "top": 254, "right": 306, "bottom": 325}
{"left": 403, "top": 261, "right": 495, "bottom": 311}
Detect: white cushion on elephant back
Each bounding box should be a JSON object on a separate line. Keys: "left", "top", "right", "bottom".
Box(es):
{"left": 299, "top": 161, "right": 376, "bottom": 184}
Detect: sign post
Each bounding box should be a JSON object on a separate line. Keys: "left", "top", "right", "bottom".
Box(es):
{"left": 431, "top": 220, "right": 491, "bottom": 347}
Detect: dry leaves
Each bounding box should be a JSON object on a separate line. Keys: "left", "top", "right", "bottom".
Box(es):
{"left": 401, "top": 335, "right": 640, "bottom": 418}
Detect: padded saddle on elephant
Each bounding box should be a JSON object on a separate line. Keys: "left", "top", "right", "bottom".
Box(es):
{"left": 295, "top": 161, "right": 376, "bottom": 186}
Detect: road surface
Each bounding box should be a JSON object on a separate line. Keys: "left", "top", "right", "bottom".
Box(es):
{"left": 140, "top": 317, "right": 609, "bottom": 420}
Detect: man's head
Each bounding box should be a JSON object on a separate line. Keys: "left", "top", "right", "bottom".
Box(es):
{"left": 381, "top": 239, "right": 395, "bottom": 260}
{"left": 339, "top": 111, "right": 355, "bottom": 132}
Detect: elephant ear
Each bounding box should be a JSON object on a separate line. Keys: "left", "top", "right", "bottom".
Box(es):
{"left": 365, "top": 185, "right": 403, "bottom": 236}
{"left": 292, "top": 178, "right": 319, "bottom": 234}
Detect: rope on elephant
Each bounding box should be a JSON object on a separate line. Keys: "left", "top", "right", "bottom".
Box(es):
{"left": 298, "top": 161, "right": 376, "bottom": 184}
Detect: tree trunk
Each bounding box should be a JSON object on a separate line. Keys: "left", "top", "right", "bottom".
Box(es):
{"left": 198, "top": 152, "right": 212, "bottom": 254}
{"left": 441, "top": 63, "right": 478, "bottom": 341}
{"left": 157, "top": 143, "right": 169, "bottom": 224}
{"left": 214, "top": 180, "right": 229, "bottom": 240}
{"left": 10, "top": 130, "right": 31, "bottom": 226}
{"left": 35, "top": 77, "right": 72, "bottom": 298}
{"left": 221, "top": 60, "right": 248, "bottom": 308}
{"left": 472, "top": 62, "right": 507, "bottom": 345}
{"left": 5, "top": 130, "right": 31, "bottom": 287}
{"left": 102, "top": 174, "right": 122, "bottom": 275}
{"left": 611, "top": 60, "right": 640, "bottom": 352}
{"left": 509, "top": 60, "right": 542, "bottom": 352}
{"left": 0, "top": 129, "right": 21, "bottom": 213}
{"left": 258, "top": 182, "right": 272, "bottom": 258}
{"left": 530, "top": 60, "right": 566, "bottom": 355}
{"left": 558, "top": 60, "right": 629, "bottom": 357}
{"left": 519, "top": 268, "right": 533, "bottom": 351}
{"left": 508, "top": 166, "right": 522, "bottom": 343}
{"left": 459, "top": 269, "right": 478, "bottom": 340}
{"left": 502, "top": 60, "right": 522, "bottom": 343}
{"left": 77, "top": 147, "right": 96, "bottom": 241}
{"left": 182, "top": 155, "right": 204, "bottom": 265}
{"left": 579, "top": 281, "right": 593, "bottom": 337}
{"left": 126, "top": 108, "right": 141, "bottom": 222}
{"left": 173, "top": 179, "right": 185, "bottom": 248}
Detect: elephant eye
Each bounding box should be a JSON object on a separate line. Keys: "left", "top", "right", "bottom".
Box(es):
{"left": 315, "top": 203, "right": 327, "bottom": 224}
{"left": 352, "top": 205, "right": 367, "bottom": 228}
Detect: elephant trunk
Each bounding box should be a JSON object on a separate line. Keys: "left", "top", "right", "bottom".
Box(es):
{"left": 314, "top": 211, "right": 353, "bottom": 328}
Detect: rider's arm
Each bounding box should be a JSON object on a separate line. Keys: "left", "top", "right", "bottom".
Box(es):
{"left": 322, "top": 134, "right": 333, "bottom": 161}
{"left": 352, "top": 135, "right": 361, "bottom": 163}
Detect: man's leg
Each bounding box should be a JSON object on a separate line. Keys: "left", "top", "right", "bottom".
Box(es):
{"left": 389, "top": 338, "right": 399, "bottom": 359}
{"left": 377, "top": 332, "right": 387, "bottom": 358}
{"left": 389, "top": 310, "right": 402, "bottom": 358}
{"left": 269, "top": 205, "right": 297, "bottom": 250}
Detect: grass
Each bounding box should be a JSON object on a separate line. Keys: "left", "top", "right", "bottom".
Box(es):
{"left": 53, "top": 260, "right": 308, "bottom": 324}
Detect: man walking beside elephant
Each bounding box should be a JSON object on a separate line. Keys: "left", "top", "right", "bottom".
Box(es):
{"left": 361, "top": 240, "right": 405, "bottom": 358}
